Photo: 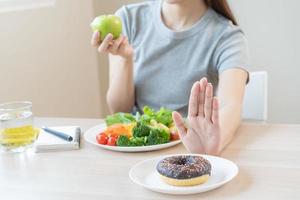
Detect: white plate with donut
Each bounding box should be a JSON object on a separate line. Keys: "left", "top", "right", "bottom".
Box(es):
{"left": 84, "top": 123, "right": 181, "bottom": 152}
{"left": 129, "top": 154, "right": 239, "bottom": 195}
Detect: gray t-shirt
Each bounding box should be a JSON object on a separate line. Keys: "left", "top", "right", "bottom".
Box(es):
{"left": 115, "top": 0, "right": 249, "bottom": 116}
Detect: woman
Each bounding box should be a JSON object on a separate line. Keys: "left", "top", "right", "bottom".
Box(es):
{"left": 91, "top": 0, "right": 249, "bottom": 155}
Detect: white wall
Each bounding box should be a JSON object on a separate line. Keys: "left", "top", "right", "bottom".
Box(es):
{"left": 0, "top": 0, "right": 103, "bottom": 118}
{"left": 229, "top": 0, "right": 300, "bottom": 123}
{"left": 0, "top": 0, "right": 139, "bottom": 118}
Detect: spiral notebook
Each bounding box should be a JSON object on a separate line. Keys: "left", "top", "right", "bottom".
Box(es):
{"left": 34, "top": 126, "right": 81, "bottom": 153}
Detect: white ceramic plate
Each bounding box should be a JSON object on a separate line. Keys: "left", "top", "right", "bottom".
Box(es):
{"left": 84, "top": 123, "right": 181, "bottom": 152}
{"left": 129, "top": 154, "right": 238, "bottom": 195}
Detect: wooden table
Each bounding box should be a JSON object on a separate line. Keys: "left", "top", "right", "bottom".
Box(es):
{"left": 0, "top": 118, "right": 299, "bottom": 200}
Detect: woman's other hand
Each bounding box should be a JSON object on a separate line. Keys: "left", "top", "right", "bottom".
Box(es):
{"left": 172, "top": 78, "right": 221, "bottom": 155}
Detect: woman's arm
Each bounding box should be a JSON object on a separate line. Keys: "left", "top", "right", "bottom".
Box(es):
{"left": 172, "top": 68, "right": 248, "bottom": 155}
{"left": 91, "top": 31, "right": 135, "bottom": 113}
{"left": 217, "top": 68, "right": 248, "bottom": 150}
{"left": 107, "top": 53, "right": 135, "bottom": 113}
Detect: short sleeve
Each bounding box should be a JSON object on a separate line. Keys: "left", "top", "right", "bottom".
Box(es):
{"left": 115, "top": 6, "right": 132, "bottom": 43}
{"left": 212, "top": 28, "right": 250, "bottom": 82}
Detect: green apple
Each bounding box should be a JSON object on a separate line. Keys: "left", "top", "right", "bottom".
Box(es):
{"left": 90, "top": 15, "right": 122, "bottom": 41}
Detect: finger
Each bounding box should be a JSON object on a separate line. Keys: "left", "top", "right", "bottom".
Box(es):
{"left": 98, "top": 33, "right": 113, "bottom": 53}
{"left": 118, "top": 36, "right": 129, "bottom": 52}
{"left": 91, "top": 31, "right": 100, "bottom": 47}
{"left": 172, "top": 111, "right": 187, "bottom": 139}
{"left": 118, "top": 37, "right": 133, "bottom": 57}
{"left": 188, "top": 82, "right": 200, "bottom": 117}
{"left": 212, "top": 97, "right": 219, "bottom": 125}
{"left": 198, "top": 77, "right": 208, "bottom": 117}
{"left": 204, "top": 83, "right": 213, "bottom": 122}
{"left": 108, "top": 36, "right": 125, "bottom": 54}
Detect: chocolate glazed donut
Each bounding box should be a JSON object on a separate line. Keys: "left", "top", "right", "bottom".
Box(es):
{"left": 156, "top": 155, "right": 211, "bottom": 186}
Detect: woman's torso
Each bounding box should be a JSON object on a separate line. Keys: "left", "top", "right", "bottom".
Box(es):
{"left": 116, "top": 1, "right": 249, "bottom": 116}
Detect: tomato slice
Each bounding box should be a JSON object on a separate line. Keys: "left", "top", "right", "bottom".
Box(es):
{"left": 107, "top": 136, "right": 117, "bottom": 146}
{"left": 96, "top": 133, "right": 108, "bottom": 145}
{"left": 171, "top": 132, "right": 180, "bottom": 141}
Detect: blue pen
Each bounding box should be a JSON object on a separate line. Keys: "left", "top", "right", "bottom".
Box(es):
{"left": 42, "top": 127, "right": 73, "bottom": 142}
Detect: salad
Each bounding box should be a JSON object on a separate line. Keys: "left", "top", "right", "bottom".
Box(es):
{"left": 96, "top": 106, "right": 180, "bottom": 147}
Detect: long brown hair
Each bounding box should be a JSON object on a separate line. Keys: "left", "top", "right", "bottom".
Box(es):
{"left": 204, "top": 0, "right": 238, "bottom": 25}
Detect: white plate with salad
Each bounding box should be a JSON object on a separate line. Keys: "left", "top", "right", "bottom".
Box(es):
{"left": 84, "top": 106, "right": 181, "bottom": 152}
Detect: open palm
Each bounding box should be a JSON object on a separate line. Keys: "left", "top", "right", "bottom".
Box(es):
{"left": 172, "top": 78, "right": 221, "bottom": 155}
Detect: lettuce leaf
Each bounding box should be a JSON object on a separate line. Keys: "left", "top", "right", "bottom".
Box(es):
{"left": 105, "top": 112, "right": 136, "bottom": 126}
{"left": 141, "top": 106, "right": 173, "bottom": 126}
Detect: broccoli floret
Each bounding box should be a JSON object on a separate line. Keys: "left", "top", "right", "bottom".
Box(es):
{"left": 117, "top": 135, "right": 146, "bottom": 147}
{"left": 139, "top": 106, "right": 155, "bottom": 125}
{"left": 129, "top": 137, "right": 146, "bottom": 146}
{"left": 116, "top": 135, "right": 130, "bottom": 146}
{"left": 139, "top": 114, "right": 151, "bottom": 125}
{"left": 133, "top": 122, "right": 151, "bottom": 137}
{"left": 146, "top": 128, "right": 170, "bottom": 146}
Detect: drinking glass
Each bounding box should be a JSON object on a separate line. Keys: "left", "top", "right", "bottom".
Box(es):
{"left": 0, "top": 101, "right": 39, "bottom": 153}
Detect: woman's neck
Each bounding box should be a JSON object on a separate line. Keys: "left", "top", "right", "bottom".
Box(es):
{"left": 161, "top": 0, "right": 208, "bottom": 31}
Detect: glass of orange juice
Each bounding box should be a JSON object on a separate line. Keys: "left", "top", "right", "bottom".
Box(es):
{"left": 0, "top": 101, "right": 39, "bottom": 153}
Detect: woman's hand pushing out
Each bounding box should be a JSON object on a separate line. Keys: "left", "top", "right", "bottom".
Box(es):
{"left": 172, "top": 78, "right": 221, "bottom": 155}
{"left": 91, "top": 31, "right": 133, "bottom": 60}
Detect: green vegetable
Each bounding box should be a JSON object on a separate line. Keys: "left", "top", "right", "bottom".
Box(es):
{"left": 107, "top": 106, "right": 174, "bottom": 147}
{"left": 116, "top": 135, "right": 130, "bottom": 146}
{"left": 139, "top": 106, "right": 154, "bottom": 125}
{"left": 143, "top": 106, "right": 155, "bottom": 117}
{"left": 150, "top": 119, "right": 170, "bottom": 133}
{"left": 133, "top": 122, "right": 151, "bottom": 137}
{"left": 139, "top": 114, "right": 151, "bottom": 125}
{"left": 142, "top": 106, "right": 173, "bottom": 127}
{"left": 146, "top": 128, "right": 170, "bottom": 146}
{"left": 129, "top": 137, "right": 146, "bottom": 146}
{"left": 155, "top": 107, "right": 173, "bottom": 126}
{"left": 116, "top": 135, "right": 146, "bottom": 147}
{"left": 105, "top": 113, "right": 136, "bottom": 126}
